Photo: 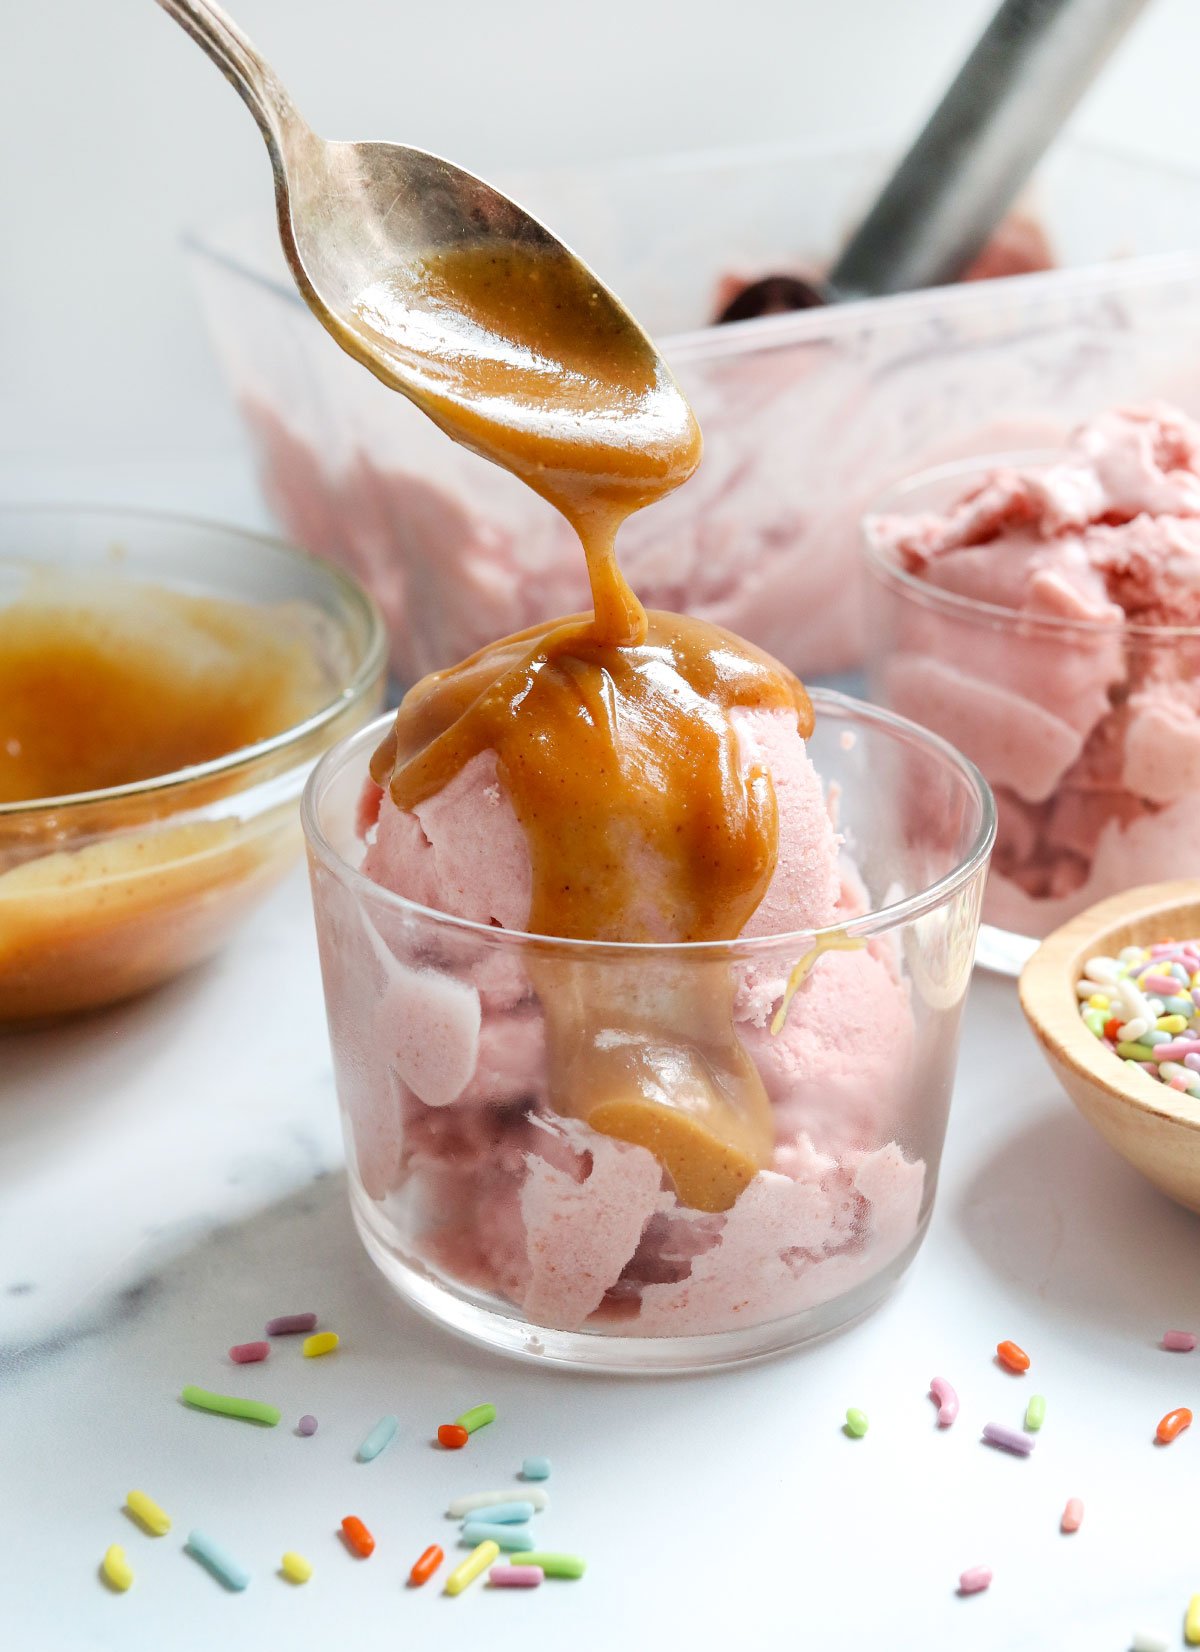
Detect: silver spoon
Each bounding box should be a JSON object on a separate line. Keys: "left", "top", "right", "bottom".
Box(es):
{"left": 153, "top": 0, "right": 699, "bottom": 510}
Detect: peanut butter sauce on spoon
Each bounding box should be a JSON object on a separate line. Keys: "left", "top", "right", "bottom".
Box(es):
{"left": 369, "top": 243, "right": 814, "bottom": 1212}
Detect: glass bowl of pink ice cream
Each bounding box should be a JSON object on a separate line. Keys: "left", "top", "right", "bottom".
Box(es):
{"left": 302, "top": 690, "right": 993, "bottom": 1372}
{"left": 864, "top": 405, "right": 1200, "bottom": 976}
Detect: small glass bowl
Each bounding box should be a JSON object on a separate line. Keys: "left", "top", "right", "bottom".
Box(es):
{"left": 302, "top": 692, "right": 994, "bottom": 1372}
{"left": 862, "top": 457, "right": 1200, "bottom": 975}
{"left": 0, "top": 505, "right": 386, "bottom": 1023}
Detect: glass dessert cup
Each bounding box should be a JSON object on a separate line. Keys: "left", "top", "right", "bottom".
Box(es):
{"left": 303, "top": 692, "right": 995, "bottom": 1373}
{"left": 863, "top": 458, "right": 1200, "bottom": 976}
{"left": 0, "top": 506, "right": 386, "bottom": 1024}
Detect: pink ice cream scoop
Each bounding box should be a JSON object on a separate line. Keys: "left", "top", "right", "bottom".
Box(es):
{"left": 867, "top": 403, "right": 1200, "bottom": 941}
{"left": 334, "top": 703, "right": 923, "bottom": 1338}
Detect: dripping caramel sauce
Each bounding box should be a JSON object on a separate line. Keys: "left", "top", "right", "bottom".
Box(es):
{"left": 368, "top": 245, "right": 814, "bottom": 1211}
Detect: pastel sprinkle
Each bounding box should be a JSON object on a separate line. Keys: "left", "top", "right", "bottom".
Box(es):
{"left": 1189, "top": 1596, "right": 1200, "bottom": 1646}
{"left": 357, "top": 1414, "right": 399, "bottom": 1462}
{"left": 229, "top": 1341, "right": 269, "bottom": 1364}
{"left": 522, "top": 1456, "right": 552, "bottom": 1480}
{"left": 1024, "top": 1394, "right": 1046, "bottom": 1432}
{"left": 281, "top": 1551, "right": 312, "bottom": 1584}
{"left": 302, "top": 1331, "right": 339, "bottom": 1358}
{"left": 1080, "top": 948, "right": 1200, "bottom": 1102}
{"left": 181, "top": 1385, "right": 280, "bottom": 1426}
{"left": 844, "top": 1407, "right": 869, "bottom": 1437}
{"left": 125, "top": 1490, "right": 171, "bottom": 1536}
{"left": 490, "top": 1564, "right": 544, "bottom": 1588}
{"left": 445, "top": 1540, "right": 500, "bottom": 1597}
{"left": 102, "top": 1544, "right": 133, "bottom": 1592}
{"left": 996, "top": 1340, "right": 1030, "bottom": 1374}
{"left": 1131, "top": 1633, "right": 1169, "bottom": 1652}
{"left": 1061, "top": 1497, "right": 1084, "bottom": 1533}
{"left": 958, "top": 1565, "right": 992, "bottom": 1595}
{"left": 1157, "top": 1406, "right": 1192, "bottom": 1444}
{"left": 982, "top": 1422, "right": 1034, "bottom": 1456}
{"left": 1163, "top": 1330, "right": 1197, "bottom": 1352}
{"left": 447, "top": 1489, "right": 549, "bottom": 1517}
{"left": 438, "top": 1424, "right": 469, "bottom": 1450}
{"left": 929, "top": 1377, "right": 959, "bottom": 1428}
{"left": 463, "top": 1501, "right": 534, "bottom": 1525}
{"left": 461, "top": 1522, "right": 535, "bottom": 1552}
{"left": 455, "top": 1403, "right": 496, "bottom": 1435}
{"left": 297, "top": 1414, "right": 318, "bottom": 1435}
{"left": 507, "top": 1551, "right": 586, "bottom": 1579}
{"left": 409, "top": 1544, "right": 444, "bottom": 1586}
{"left": 341, "top": 1516, "right": 375, "bottom": 1558}
{"left": 185, "top": 1530, "right": 250, "bottom": 1590}
{"left": 266, "top": 1312, "right": 317, "bottom": 1336}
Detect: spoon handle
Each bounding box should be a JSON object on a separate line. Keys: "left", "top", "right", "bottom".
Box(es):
{"left": 153, "top": 0, "right": 299, "bottom": 150}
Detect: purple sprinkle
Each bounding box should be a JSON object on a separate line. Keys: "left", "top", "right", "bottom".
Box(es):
{"left": 1185, "top": 1055, "right": 1200, "bottom": 1073}
{"left": 982, "top": 1422, "right": 1034, "bottom": 1456}
{"left": 1192, "top": 989, "right": 1200, "bottom": 1008}
{"left": 266, "top": 1313, "right": 317, "bottom": 1337}
{"left": 297, "top": 1414, "right": 318, "bottom": 1436}
{"left": 1163, "top": 1330, "right": 1197, "bottom": 1352}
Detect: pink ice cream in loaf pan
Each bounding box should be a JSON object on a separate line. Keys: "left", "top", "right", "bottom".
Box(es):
{"left": 302, "top": 691, "right": 993, "bottom": 1372}
{"left": 865, "top": 405, "right": 1200, "bottom": 975}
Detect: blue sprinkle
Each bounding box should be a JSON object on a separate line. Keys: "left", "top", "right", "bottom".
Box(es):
{"left": 522, "top": 1456, "right": 551, "bottom": 1481}
{"left": 1164, "top": 996, "right": 1194, "bottom": 1016}
{"left": 185, "top": 1530, "right": 250, "bottom": 1590}
{"left": 1144, "top": 1030, "right": 1172, "bottom": 1047}
{"left": 462, "top": 1500, "right": 532, "bottom": 1524}
{"left": 460, "top": 1522, "right": 534, "bottom": 1551}
{"left": 357, "top": 1414, "right": 399, "bottom": 1463}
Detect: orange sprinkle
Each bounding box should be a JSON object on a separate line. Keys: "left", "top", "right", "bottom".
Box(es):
{"left": 1157, "top": 1406, "right": 1192, "bottom": 1444}
{"left": 409, "top": 1544, "right": 444, "bottom": 1586}
{"left": 438, "top": 1423, "right": 469, "bottom": 1450}
{"left": 341, "top": 1516, "right": 375, "bottom": 1558}
{"left": 996, "top": 1340, "right": 1030, "bottom": 1374}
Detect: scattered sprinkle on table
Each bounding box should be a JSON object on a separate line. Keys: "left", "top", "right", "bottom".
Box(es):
{"left": 125, "top": 1489, "right": 171, "bottom": 1536}
{"left": 490, "top": 1564, "right": 544, "bottom": 1588}
{"left": 341, "top": 1516, "right": 375, "bottom": 1558}
{"left": 1157, "top": 1407, "right": 1192, "bottom": 1444}
{"left": 1188, "top": 1595, "right": 1200, "bottom": 1646}
{"left": 461, "top": 1521, "right": 535, "bottom": 1552}
{"left": 507, "top": 1551, "right": 586, "bottom": 1579}
{"left": 357, "top": 1414, "right": 399, "bottom": 1462}
{"left": 409, "top": 1544, "right": 444, "bottom": 1587}
{"left": 266, "top": 1312, "right": 317, "bottom": 1337}
{"left": 982, "top": 1422, "right": 1034, "bottom": 1457}
{"left": 297, "top": 1414, "right": 318, "bottom": 1436}
{"left": 958, "top": 1566, "right": 992, "bottom": 1595}
{"left": 1163, "top": 1330, "right": 1197, "bottom": 1352}
{"left": 1132, "top": 1632, "right": 1170, "bottom": 1652}
{"left": 102, "top": 1544, "right": 133, "bottom": 1592}
{"left": 180, "top": 1385, "right": 280, "bottom": 1426}
{"left": 1061, "top": 1498, "right": 1084, "bottom": 1533}
{"left": 929, "top": 1377, "right": 959, "bottom": 1428}
{"left": 1077, "top": 944, "right": 1200, "bottom": 1096}
{"left": 445, "top": 1540, "right": 500, "bottom": 1597}
{"left": 185, "top": 1530, "right": 250, "bottom": 1591}
{"left": 302, "top": 1331, "right": 339, "bottom": 1358}
{"left": 1024, "top": 1394, "right": 1047, "bottom": 1432}
{"left": 229, "top": 1341, "right": 269, "bottom": 1364}
{"left": 438, "top": 1423, "right": 469, "bottom": 1450}
{"left": 844, "top": 1407, "right": 869, "bottom": 1438}
{"left": 455, "top": 1403, "right": 496, "bottom": 1435}
{"left": 996, "top": 1340, "right": 1030, "bottom": 1374}
{"left": 448, "top": 1489, "right": 549, "bottom": 1517}
{"left": 464, "top": 1500, "right": 534, "bottom": 1525}
{"left": 522, "top": 1456, "right": 551, "bottom": 1481}
{"left": 281, "top": 1551, "right": 312, "bottom": 1584}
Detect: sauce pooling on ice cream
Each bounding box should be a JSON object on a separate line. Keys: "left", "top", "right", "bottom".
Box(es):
{"left": 369, "top": 242, "right": 815, "bottom": 1212}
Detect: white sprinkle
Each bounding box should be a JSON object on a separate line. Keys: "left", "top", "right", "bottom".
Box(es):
{"left": 1116, "top": 978, "right": 1154, "bottom": 1022}
{"left": 446, "top": 1489, "right": 549, "bottom": 1518}
{"left": 1076, "top": 980, "right": 1109, "bottom": 999}
{"left": 1118, "top": 1018, "right": 1149, "bottom": 1041}
{"left": 1085, "top": 956, "right": 1120, "bottom": 981}
{"left": 1130, "top": 1632, "right": 1169, "bottom": 1652}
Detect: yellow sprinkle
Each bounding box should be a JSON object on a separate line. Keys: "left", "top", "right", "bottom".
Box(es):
{"left": 445, "top": 1539, "right": 499, "bottom": 1597}
{"left": 302, "top": 1331, "right": 339, "bottom": 1358}
{"left": 1187, "top": 1595, "right": 1200, "bottom": 1645}
{"left": 1087, "top": 994, "right": 1110, "bottom": 1010}
{"left": 125, "top": 1489, "right": 171, "bottom": 1536}
{"left": 281, "top": 1551, "right": 313, "bottom": 1584}
{"left": 1159, "top": 1015, "right": 1189, "bottom": 1034}
{"left": 103, "top": 1544, "right": 134, "bottom": 1592}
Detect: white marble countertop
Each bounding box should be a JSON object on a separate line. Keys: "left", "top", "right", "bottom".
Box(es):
{"left": 5, "top": 855, "right": 1200, "bottom": 1652}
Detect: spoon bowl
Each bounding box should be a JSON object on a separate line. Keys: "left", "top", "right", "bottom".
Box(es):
{"left": 1019, "top": 879, "right": 1200, "bottom": 1214}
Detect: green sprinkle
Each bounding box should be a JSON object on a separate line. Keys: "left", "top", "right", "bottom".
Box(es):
{"left": 506, "top": 1551, "right": 586, "bottom": 1579}
{"left": 454, "top": 1403, "right": 496, "bottom": 1434}
{"left": 1117, "top": 1042, "right": 1156, "bottom": 1061}
{"left": 1024, "top": 1393, "right": 1046, "bottom": 1432}
{"left": 1082, "top": 1011, "right": 1107, "bottom": 1038}
{"left": 181, "top": 1385, "right": 281, "bottom": 1426}
{"left": 844, "top": 1407, "right": 869, "bottom": 1438}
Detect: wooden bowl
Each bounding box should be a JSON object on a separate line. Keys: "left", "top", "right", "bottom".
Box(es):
{"left": 1019, "top": 879, "right": 1200, "bottom": 1215}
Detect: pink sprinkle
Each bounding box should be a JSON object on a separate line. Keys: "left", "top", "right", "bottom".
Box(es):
{"left": 958, "top": 1566, "right": 992, "bottom": 1595}
{"left": 265, "top": 1312, "right": 317, "bottom": 1337}
{"left": 1151, "top": 1040, "right": 1200, "bottom": 1062}
{"left": 297, "top": 1414, "right": 318, "bottom": 1435}
{"left": 489, "top": 1565, "right": 544, "bottom": 1588}
{"left": 1163, "top": 1330, "right": 1197, "bottom": 1352}
{"left": 1061, "top": 1498, "right": 1084, "bottom": 1533}
{"left": 930, "top": 1376, "right": 959, "bottom": 1428}
{"left": 1141, "top": 975, "right": 1179, "bottom": 995}
{"left": 229, "top": 1341, "right": 269, "bottom": 1364}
